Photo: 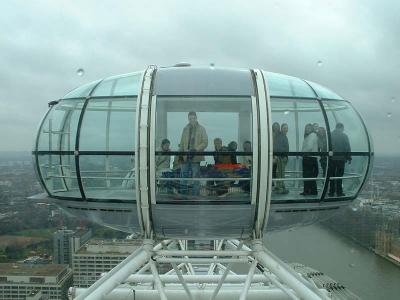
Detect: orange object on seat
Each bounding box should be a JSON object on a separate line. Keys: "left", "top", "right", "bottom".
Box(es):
{"left": 214, "top": 163, "right": 243, "bottom": 169}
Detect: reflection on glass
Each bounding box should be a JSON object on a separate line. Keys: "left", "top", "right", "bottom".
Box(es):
{"left": 155, "top": 96, "right": 253, "bottom": 202}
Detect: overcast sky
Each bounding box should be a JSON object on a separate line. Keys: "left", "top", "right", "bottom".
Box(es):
{"left": 0, "top": 0, "right": 399, "bottom": 155}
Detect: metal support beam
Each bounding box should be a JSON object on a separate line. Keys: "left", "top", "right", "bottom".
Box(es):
{"left": 210, "top": 241, "right": 244, "bottom": 300}
{"left": 172, "top": 263, "right": 194, "bottom": 300}
{"left": 72, "top": 287, "right": 298, "bottom": 300}
{"left": 156, "top": 250, "right": 251, "bottom": 257}
{"left": 239, "top": 260, "right": 258, "bottom": 300}
{"left": 125, "top": 274, "right": 271, "bottom": 284}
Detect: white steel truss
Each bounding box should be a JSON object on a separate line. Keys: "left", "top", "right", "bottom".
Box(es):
{"left": 69, "top": 239, "right": 331, "bottom": 300}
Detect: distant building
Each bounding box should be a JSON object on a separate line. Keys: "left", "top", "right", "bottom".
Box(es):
{"left": 53, "top": 228, "right": 92, "bottom": 266}
{"left": 72, "top": 239, "right": 141, "bottom": 287}
{"left": 0, "top": 263, "right": 72, "bottom": 300}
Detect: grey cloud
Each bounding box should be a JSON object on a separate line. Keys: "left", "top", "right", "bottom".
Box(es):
{"left": 0, "top": 0, "right": 399, "bottom": 154}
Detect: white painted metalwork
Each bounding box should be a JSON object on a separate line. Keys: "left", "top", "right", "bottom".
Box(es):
{"left": 70, "top": 238, "right": 332, "bottom": 300}
{"left": 253, "top": 69, "right": 272, "bottom": 238}
{"left": 136, "top": 66, "right": 157, "bottom": 237}
{"left": 125, "top": 274, "right": 270, "bottom": 284}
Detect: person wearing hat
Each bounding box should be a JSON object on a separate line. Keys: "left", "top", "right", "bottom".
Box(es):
{"left": 179, "top": 111, "right": 208, "bottom": 195}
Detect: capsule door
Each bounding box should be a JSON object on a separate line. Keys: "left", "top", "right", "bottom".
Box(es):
{"left": 148, "top": 68, "right": 259, "bottom": 239}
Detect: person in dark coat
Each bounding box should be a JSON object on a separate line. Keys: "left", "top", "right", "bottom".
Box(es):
{"left": 317, "top": 127, "right": 328, "bottom": 176}
{"left": 272, "top": 122, "right": 280, "bottom": 185}
{"left": 274, "top": 123, "right": 289, "bottom": 194}
{"left": 329, "top": 123, "right": 351, "bottom": 197}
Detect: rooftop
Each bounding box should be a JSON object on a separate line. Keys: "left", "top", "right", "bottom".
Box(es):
{"left": 0, "top": 263, "right": 67, "bottom": 277}
{"left": 76, "top": 239, "right": 142, "bottom": 255}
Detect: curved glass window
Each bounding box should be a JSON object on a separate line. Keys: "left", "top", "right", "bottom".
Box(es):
{"left": 91, "top": 72, "right": 142, "bottom": 97}
{"left": 323, "top": 101, "right": 370, "bottom": 199}
{"left": 266, "top": 72, "right": 316, "bottom": 98}
{"left": 80, "top": 155, "right": 135, "bottom": 201}
{"left": 63, "top": 80, "right": 101, "bottom": 99}
{"left": 306, "top": 81, "right": 344, "bottom": 100}
{"left": 326, "top": 156, "right": 368, "bottom": 200}
{"left": 270, "top": 98, "right": 328, "bottom": 202}
{"left": 80, "top": 98, "right": 136, "bottom": 151}
{"left": 323, "top": 101, "right": 369, "bottom": 152}
{"left": 154, "top": 96, "right": 253, "bottom": 203}
{"left": 38, "top": 100, "right": 84, "bottom": 151}
{"left": 79, "top": 97, "right": 137, "bottom": 200}
{"left": 36, "top": 100, "right": 84, "bottom": 197}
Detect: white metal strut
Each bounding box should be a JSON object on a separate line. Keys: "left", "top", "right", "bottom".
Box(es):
{"left": 69, "top": 239, "right": 331, "bottom": 300}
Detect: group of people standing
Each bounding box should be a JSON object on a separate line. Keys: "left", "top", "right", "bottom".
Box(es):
{"left": 272, "top": 121, "right": 351, "bottom": 197}
{"left": 155, "top": 111, "right": 351, "bottom": 199}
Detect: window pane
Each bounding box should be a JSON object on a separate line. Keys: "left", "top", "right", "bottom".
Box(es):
{"left": 38, "top": 154, "right": 80, "bottom": 197}
{"left": 326, "top": 156, "right": 368, "bottom": 199}
{"left": 154, "top": 96, "right": 253, "bottom": 202}
{"left": 323, "top": 101, "right": 369, "bottom": 152}
{"left": 63, "top": 80, "right": 101, "bottom": 99}
{"left": 267, "top": 72, "right": 316, "bottom": 98}
{"left": 91, "top": 73, "right": 142, "bottom": 96}
{"left": 38, "top": 100, "right": 84, "bottom": 151}
{"left": 270, "top": 98, "right": 328, "bottom": 201}
{"left": 80, "top": 98, "right": 136, "bottom": 151}
{"left": 80, "top": 155, "right": 135, "bottom": 201}
{"left": 306, "top": 81, "right": 344, "bottom": 100}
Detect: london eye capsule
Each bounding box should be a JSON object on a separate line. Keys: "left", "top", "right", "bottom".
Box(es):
{"left": 32, "top": 65, "right": 373, "bottom": 239}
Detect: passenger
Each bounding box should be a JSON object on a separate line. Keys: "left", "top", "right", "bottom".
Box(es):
{"left": 272, "top": 122, "right": 280, "bottom": 184}
{"left": 313, "top": 123, "right": 320, "bottom": 134}
{"left": 329, "top": 123, "right": 351, "bottom": 197}
{"left": 209, "top": 138, "right": 230, "bottom": 196}
{"left": 300, "top": 123, "right": 318, "bottom": 196}
{"left": 156, "top": 139, "right": 171, "bottom": 172}
{"left": 155, "top": 139, "right": 172, "bottom": 193}
{"left": 213, "top": 138, "right": 231, "bottom": 164}
{"left": 228, "top": 141, "right": 238, "bottom": 164}
{"left": 179, "top": 111, "right": 208, "bottom": 196}
{"left": 275, "top": 123, "right": 289, "bottom": 194}
{"left": 172, "top": 143, "right": 183, "bottom": 171}
{"left": 317, "top": 127, "right": 328, "bottom": 175}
